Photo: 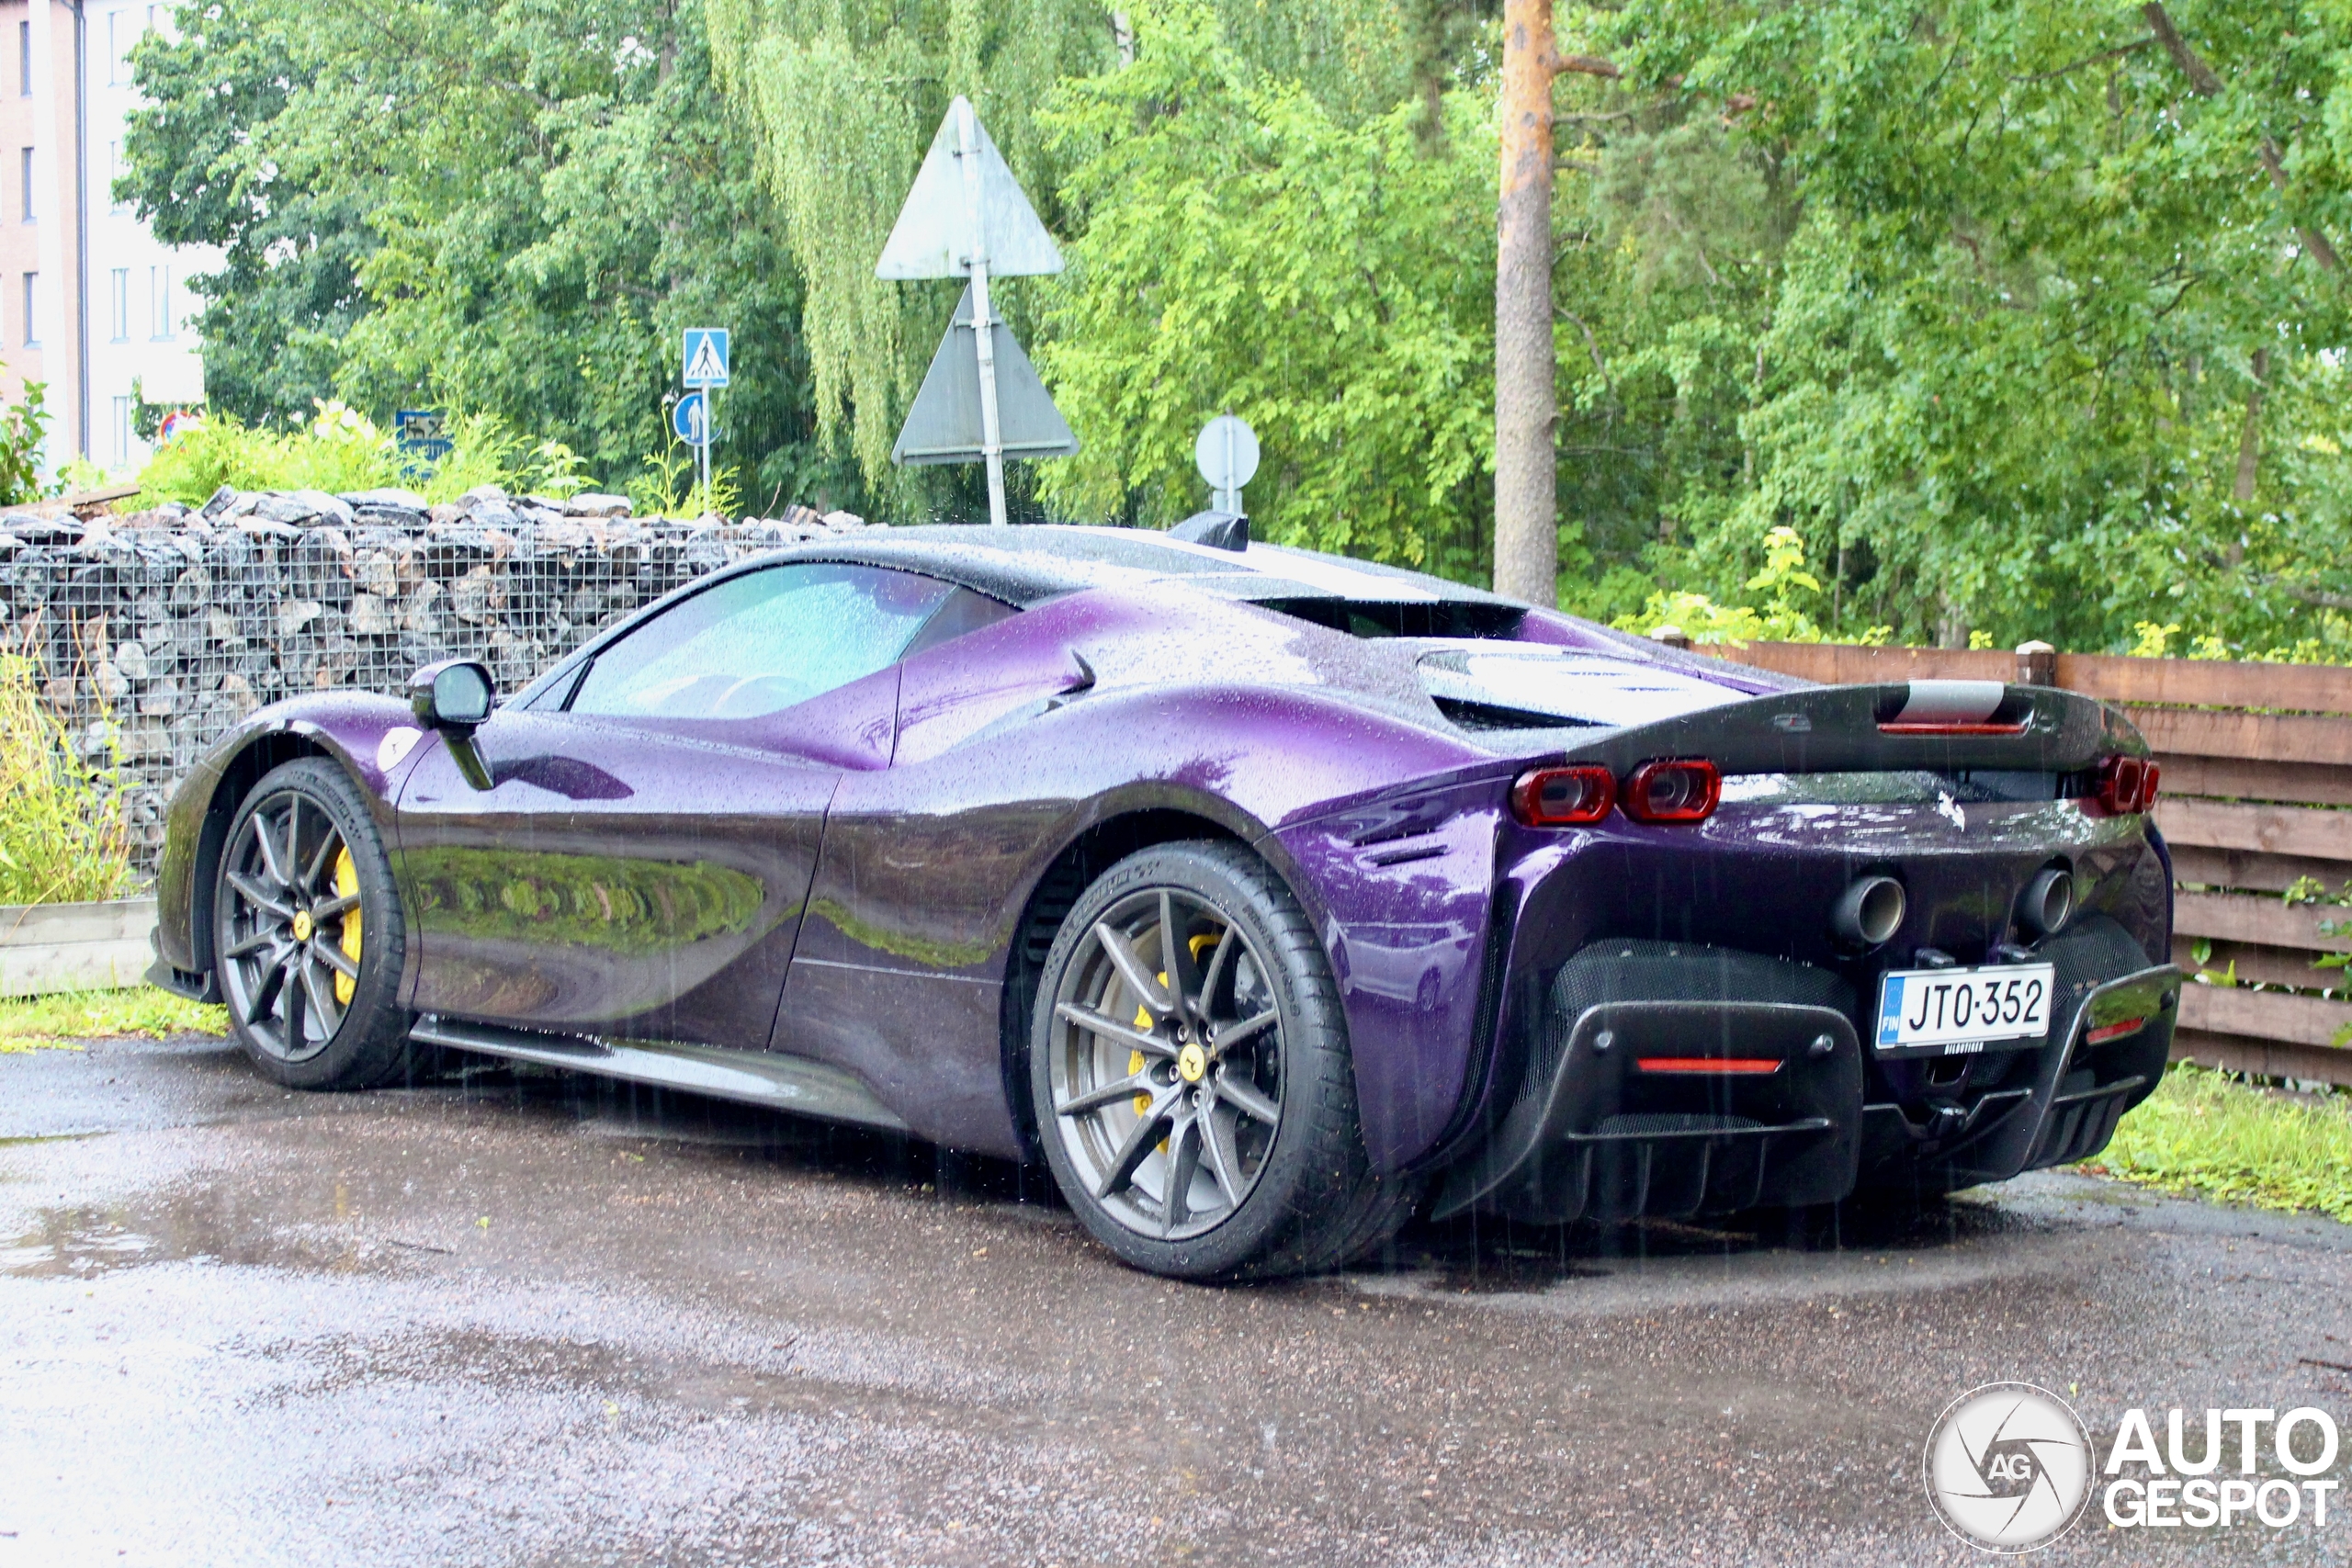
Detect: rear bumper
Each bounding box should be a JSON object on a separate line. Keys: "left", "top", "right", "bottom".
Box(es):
{"left": 1434, "top": 929, "right": 2179, "bottom": 1223}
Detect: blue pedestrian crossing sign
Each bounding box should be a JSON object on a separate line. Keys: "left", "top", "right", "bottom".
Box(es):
{"left": 682, "top": 328, "right": 730, "bottom": 388}
{"left": 673, "top": 389, "right": 708, "bottom": 444}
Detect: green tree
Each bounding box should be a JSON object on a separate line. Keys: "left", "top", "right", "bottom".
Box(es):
{"left": 119, "top": 6, "right": 373, "bottom": 425}
{"left": 126, "top": 0, "right": 852, "bottom": 509}
{"left": 1577, "top": 0, "right": 2352, "bottom": 651}
{"left": 1035, "top": 5, "right": 1498, "bottom": 577}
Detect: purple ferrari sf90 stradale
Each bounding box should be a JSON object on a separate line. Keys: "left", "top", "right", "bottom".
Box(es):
{"left": 150, "top": 521, "right": 2178, "bottom": 1279}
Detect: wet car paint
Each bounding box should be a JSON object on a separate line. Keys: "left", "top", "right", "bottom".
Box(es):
{"left": 150, "top": 529, "right": 2169, "bottom": 1188}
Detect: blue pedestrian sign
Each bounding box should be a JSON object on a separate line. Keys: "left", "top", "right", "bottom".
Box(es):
{"left": 673, "top": 389, "right": 708, "bottom": 444}
{"left": 682, "top": 328, "right": 730, "bottom": 388}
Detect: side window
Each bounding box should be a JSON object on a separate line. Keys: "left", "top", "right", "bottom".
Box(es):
{"left": 569, "top": 563, "right": 954, "bottom": 721}
{"left": 900, "top": 586, "right": 1017, "bottom": 660}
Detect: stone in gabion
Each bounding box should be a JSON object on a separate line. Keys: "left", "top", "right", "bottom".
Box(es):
{"left": 0, "top": 492, "right": 854, "bottom": 876}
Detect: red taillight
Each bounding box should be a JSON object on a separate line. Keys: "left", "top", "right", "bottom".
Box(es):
{"left": 1510, "top": 764, "right": 1616, "bottom": 827}
{"left": 1877, "top": 721, "right": 2028, "bottom": 736}
{"left": 1622, "top": 759, "right": 1722, "bottom": 823}
{"left": 2084, "top": 1017, "right": 2147, "bottom": 1046}
{"left": 1636, "top": 1056, "right": 1782, "bottom": 1075}
{"left": 2095, "top": 754, "right": 2158, "bottom": 815}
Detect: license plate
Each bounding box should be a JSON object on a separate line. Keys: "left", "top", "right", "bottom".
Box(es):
{"left": 1873, "top": 964, "right": 2055, "bottom": 1056}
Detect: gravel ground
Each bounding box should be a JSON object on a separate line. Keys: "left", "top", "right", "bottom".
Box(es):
{"left": 1, "top": 1034, "right": 2346, "bottom": 1566}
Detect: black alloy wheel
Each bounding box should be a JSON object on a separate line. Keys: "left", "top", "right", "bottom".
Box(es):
{"left": 212, "top": 758, "right": 416, "bottom": 1089}
{"left": 1031, "top": 840, "right": 1419, "bottom": 1280}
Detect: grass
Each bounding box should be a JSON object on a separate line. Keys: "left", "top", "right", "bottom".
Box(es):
{"left": 2081, "top": 1062, "right": 2352, "bottom": 1222}
{"left": 0, "top": 987, "right": 226, "bottom": 1053}
{"left": 0, "top": 653, "right": 133, "bottom": 906}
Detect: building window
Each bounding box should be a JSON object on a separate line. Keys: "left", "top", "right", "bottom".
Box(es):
{"left": 22, "top": 272, "right": 36, "bottom": 346}
{"left": 148, "top": 264, "right": 172, "bottom": 339}
{"left": 17, "top": 20, "right": 28, "bottom": 96}
{"left": 109, "top": 268, "right": 128, "bottom": 341}
{"left": 17, "top": 147, "right": 29, "bottom": 222}
{"left": 107, "top": 9, "right": 129, "bottom": 87}
{"left": 112, "top": 396, "right": 131, "bottom": 467}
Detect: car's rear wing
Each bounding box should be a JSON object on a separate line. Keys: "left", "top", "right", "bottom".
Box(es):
{"left": 1550, "top": 680, "right": 2142, "bottom": 778}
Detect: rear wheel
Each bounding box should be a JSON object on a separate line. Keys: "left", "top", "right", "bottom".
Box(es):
{"left": 1031, "top": 840, "right": 1417, "bottom": 1280}
{"left": 212, "top": 758, "right": 416, "bottom": 1089}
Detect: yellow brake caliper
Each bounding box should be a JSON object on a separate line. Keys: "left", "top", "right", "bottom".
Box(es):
{"left": 333, "top": 847, "right": 362, "bottom": 1005}
{"left": 1127, "top": 931, "right": 1223, "bottom": 1123}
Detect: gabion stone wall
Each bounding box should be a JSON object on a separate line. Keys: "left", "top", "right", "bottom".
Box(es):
{"left": 0, "top": 484, "right": 873, "bottom": 873}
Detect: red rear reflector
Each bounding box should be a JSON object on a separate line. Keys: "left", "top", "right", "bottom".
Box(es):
{"left": 1510, "top": 764, "right": 1616, "bottom": 827}
{"left": 2084, "top": 1017, "right": 2146, "bottom": 1045}
{"left": 1635, "top": 1056, "right": 1783, "bottom": 1075}
{"left": 2094, "top": 754, "right": 2156, "bottom": 815}
{"left": 1621, "top": 758, "right": 1721, "bottom": 823}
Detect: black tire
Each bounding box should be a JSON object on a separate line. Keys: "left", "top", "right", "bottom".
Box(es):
{"left": 1029, "top": 840, "right": 1418, "bottom": 1280}
{"left": 211, "top": 757, "right": 416, "bottom": 1089}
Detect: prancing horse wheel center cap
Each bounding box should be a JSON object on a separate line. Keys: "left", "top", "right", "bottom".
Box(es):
{"left": 1177, "top": 1042, "right": 1207, "bottom": 1084}
{"left": 290, "top": 911, "right": 314, "bottom": 942}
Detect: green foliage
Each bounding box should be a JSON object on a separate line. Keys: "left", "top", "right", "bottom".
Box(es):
{"left": 0, "top": 987, "right": 226, "bottom": 1052}
{"left": 0, "top": 656, "right": 131, "bottom": 907}
{"left": 1609, "top": 525, "right": 1894, "bottom": 644}
{"left": 1034, "top": 4, "right": 1497, "bottom": 575}
{"left": 706, "top": 0, "right": 1117, "bottom": 496}
{"left": 626, "top": 436, "right": 741, "bottom": 521}
{"left": 1567, "top": 0, "right": 2352, "bottom": 652}
{"left": 124, "top": 0, "right": 852, "bottom": 511}
{"left": 0, "top": 381, "right": 51, "bottom": 506}
{"left": 2088, "top": 1062, "right": 2352, "bottom": 1222}
{"left": 132, "top": 402, "right": 590, "bottom": 508}
{"left": 120, "top": 6, "right": 371, "bottom": 425}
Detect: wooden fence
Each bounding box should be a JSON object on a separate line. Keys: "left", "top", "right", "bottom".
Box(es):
{"left": 1697, "top": 640, "right": 2352, "bottom": 1088}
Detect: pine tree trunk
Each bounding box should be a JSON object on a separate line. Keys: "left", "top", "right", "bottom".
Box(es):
{"left": 1494, "top": 0, "right": 1558, "bottom": 606}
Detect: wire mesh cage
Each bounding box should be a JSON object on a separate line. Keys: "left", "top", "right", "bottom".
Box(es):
{"left": 0, "top": 485, "right": 870, "bottom": 878}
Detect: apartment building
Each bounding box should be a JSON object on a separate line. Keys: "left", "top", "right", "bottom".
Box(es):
{"left": 0, "top": 0, "right": 215, "bottom": 478}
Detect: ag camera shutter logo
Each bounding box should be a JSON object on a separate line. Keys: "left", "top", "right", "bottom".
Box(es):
{"left": 1923, "top": 1382, "right": 2093, "bottom": 1552}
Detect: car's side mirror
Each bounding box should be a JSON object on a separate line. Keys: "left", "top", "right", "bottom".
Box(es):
{"left": 407, "top": 660, "right": 497, "bottom": 790}
{"left": 410, "top": 659, "right": 496, "bottom": 730}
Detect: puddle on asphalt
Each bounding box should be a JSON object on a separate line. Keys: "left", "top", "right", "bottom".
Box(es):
{"left": 1373, "top": 1190, "right": 2037, "bottom": 1296}
{"left": 0, "top": 1211, "right": 157, "bottom": 1276}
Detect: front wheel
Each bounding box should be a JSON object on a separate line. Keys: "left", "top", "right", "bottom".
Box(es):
{"left": 1030, "top": 840, "right": 1417, "bottom": 1280}
{"left": 212, "top": 757, "right": 417, "bottom": 1089}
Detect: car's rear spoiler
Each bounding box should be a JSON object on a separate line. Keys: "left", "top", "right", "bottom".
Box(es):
{"left": 1552, "top": 681, "right": 2141, "bottom": 777}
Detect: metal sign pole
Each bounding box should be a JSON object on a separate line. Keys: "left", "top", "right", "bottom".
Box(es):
{"left": 955, "top": 98, "right": 1009, "bottom": 528}
{"left": 699, "top": 387, "right": 713, "bottom": 508}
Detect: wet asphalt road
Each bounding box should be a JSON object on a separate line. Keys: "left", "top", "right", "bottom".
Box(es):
{"left": 2, "top": 1036, "right": 2348, "bottom": 1567}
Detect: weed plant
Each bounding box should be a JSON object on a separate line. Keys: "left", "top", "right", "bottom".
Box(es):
{"left": 0, "top": 987, "right": 224, "bottom": 1051}
{"left": 134, "top": 401, "right": 593, "bottom": 510}
{"left": 2086, "top": 1062, "right": 2352, "bottom": 1222}
{"left": 0, "top": 655, "right": 130, "bottom": 906}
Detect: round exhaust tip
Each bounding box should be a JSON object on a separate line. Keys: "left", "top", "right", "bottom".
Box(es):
{"left": 1832, "top": 875, "right": 1906, "bottom": 947}
{"left": 2020, "top": 867, "right": 2075, "bottom": 937}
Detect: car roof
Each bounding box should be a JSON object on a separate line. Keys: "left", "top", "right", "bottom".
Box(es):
{"left": 765, "top": 524, "right": 1521, "bottom": 611}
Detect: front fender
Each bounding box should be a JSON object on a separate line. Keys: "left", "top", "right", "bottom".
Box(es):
{"left": 154, "top": 694, "right": 430, "bottom": 975}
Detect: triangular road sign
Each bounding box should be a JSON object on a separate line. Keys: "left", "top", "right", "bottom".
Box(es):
{"left": 891, "top": 284, "right": 1079, "bottom": 465}
{"left": 876, "top": 97, "right": 1064, "bottom": 280}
